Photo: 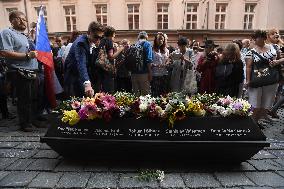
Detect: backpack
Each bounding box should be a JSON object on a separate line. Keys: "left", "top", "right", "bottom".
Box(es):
{"left": 215, "top": 63, "right": 233, "bottom": 79}
{"left": 125, "top": 41, "right": 145, "bottom": 72}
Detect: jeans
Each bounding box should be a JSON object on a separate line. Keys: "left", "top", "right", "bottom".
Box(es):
{"left": 131, "top": 73, "right": 150, "bottom": 96}
{"left": 93, "top": 67, "right": 114, "bottom": 93}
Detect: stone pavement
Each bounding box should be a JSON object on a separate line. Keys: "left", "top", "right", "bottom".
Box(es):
{"left": 0, "top": 101, "right": 284, "bottom": 189}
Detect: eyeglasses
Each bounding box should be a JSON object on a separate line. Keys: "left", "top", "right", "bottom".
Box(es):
{"left": 16, "top": 17, "right": 27, "bottom": 23}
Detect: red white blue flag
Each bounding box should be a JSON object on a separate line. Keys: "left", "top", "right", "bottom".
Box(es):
{"left": 36, "top": 6, "right": 57, "bottom": 108}
{"left": 35, "top": 6, "right": 53, "bottom": 68}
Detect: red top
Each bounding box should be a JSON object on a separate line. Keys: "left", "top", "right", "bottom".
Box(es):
{"left": 197, "top": 54, "right": 218, "bottom": 94}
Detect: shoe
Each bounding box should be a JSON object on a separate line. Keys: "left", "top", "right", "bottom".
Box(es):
{"left": 257, "top": 120, "right": 268, "bottom": 130}
{"left": 267, "top": 111, "right": 279, "bottom": 119}
{"left": 12, "top": 99, "right": 17, "bottom": 106}
{"left": 2, "top": 113, "right": 16, "bottom": 120}
{"left": 32, "top": 121, "right": 47, "bottom": 128}
{"left": 20, "top": 124, "right": 34, "bottom": 132}
{"left": 257, "top": 123, "right": 265, "bottom": 130}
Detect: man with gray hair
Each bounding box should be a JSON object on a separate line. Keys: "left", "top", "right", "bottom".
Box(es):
{"left": 0, "top": 10, "right": 38, "bottom": 132}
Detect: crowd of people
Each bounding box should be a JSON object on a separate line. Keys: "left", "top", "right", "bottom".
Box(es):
{"left": 1, "top": 10, "right": 284, "bottom": 133}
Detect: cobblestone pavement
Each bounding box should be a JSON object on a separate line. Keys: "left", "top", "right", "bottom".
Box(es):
{"left": 0, "top": 101, "right": 284, "bottom": 189}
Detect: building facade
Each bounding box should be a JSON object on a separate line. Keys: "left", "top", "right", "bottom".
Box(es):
{"left": 1, "top": 0, "right": 284, "bottom": 45}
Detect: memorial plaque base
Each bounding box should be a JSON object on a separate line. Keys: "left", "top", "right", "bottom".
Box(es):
{"left": 41, "top": 114, "right": 269, "bottom": 162}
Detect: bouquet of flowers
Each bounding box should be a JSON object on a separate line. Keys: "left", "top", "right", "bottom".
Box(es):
{"left": 62, "top": 93, "right": 119, "bottom": 125}
{"left": 207, "top": 96, "right": 252, "bottom": 117}
{"left": 59, "top": 92, "right": 252, "bottom": 127}
{"left": 113, "top": 91, "right": 136, "bottom": 117}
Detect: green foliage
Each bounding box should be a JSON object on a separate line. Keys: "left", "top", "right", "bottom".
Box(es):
{"left": 138, "top": 169, "right": 165, "bottom": 182}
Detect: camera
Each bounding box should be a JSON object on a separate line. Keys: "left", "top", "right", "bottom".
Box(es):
{"left": 206, "top": 52, "right": 216, "bottom": 61}
{"left": 171, "top": 53, "right": 182, "bottom": 60}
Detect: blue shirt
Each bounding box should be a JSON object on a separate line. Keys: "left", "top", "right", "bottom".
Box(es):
{"left": 0, "top": 28, "right": 38, "bottom": 70}
{"left": 132, "top": 39, "right": 153, "bottom": 74}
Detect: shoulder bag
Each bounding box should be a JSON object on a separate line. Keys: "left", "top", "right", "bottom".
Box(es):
{"left": 249, "top": 50, "right": 279, "bottom": 88}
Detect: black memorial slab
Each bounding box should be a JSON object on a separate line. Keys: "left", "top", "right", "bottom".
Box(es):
{"left": 41, "top": 114, "right": 269, "bottom": 162}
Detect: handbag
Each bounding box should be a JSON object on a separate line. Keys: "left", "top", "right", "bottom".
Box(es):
{"left": 183, "top": 68, "right": 197, "bottom": 94}
{"left": 17, "top": 68, "right": 37, "bottom": 80}
{"left": 95, "top": 49, "right": 116, "bottom": 74}
{"left": 249, "top": 50, "right": 280, "bottom": 88}
{"left": 0, "top": 59, "right": 8, "bottom": 77}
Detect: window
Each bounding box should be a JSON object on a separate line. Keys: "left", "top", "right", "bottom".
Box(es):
{"left": 35, "top": 6, "right": 48, "bottom": 31}
{"left": 185, "top": 3, "right": 198, "bottom": 29}
{"left": 6, "top": 7, "right": 18, "bottom": 14}
{"left": 63, "top": 5, "right": 76, "bottom": 32}
{"left": 95, "top": 4, "right": 107, "bottom": 26}
{"left": 215, "top": 3, "right": 227, "bottom": 29}
{"left": 127, "top": 4, "right": 140, "bottom": 30}
{"left": 157, "top": 3, "right": 169, "bottom": 29}
{"left": 243, "top": 3, "right": 256, "bottom": 30}
{"left": 6, "top": 7, "right": 18, "bottom": 24}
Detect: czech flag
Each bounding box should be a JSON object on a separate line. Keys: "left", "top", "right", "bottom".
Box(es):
{"left": 36, "top": 6, "right": 57, "bottom": 108}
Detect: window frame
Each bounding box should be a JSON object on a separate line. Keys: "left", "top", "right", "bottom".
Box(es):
{"left": 5, "top": 7, "right": 18, "bottom": 25}
{"left": 215, "top": 3, "right": 227, "bottom": 30}
{"left": 127, "top": 3, "right": 140, "bottom": 30}
{"left": 94, "top": 3, "right": 108, "bottom": 26}
{"left": 185, "top": 2, "right": 198, "bottom": 30}
{"left": 156, "top": 3, "right": 169, "bottom": 30}
{"left": 243, "top": 3, "right": 256, "bottom": 30}
{"left": 63, "top": 5, "right": 77, "bottom": 32}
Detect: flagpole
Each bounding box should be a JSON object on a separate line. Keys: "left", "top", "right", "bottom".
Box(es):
{"left": 36, "top": 6, "right": 57, "bottom": 108}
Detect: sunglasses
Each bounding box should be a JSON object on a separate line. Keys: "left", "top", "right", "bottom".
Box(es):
{"left": 93, "top": 34, "right": 104, "bottom": 40}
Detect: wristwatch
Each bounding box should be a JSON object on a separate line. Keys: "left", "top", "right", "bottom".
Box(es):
{"left": 25, "top": 52, "right": 30, "bottom": 60}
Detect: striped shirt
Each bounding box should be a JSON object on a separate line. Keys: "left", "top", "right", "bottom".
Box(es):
{"left": 245, "top": 44, "right": 277, "bottom": 62}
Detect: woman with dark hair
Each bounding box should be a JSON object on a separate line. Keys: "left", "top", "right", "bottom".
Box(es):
{"left": 232, "top": 39, "right": 246, "bottom": 98}
{"left": 215, "top": 43, "right": 243, "bottom": 97}
{"left": 151, "top": 32, "right": 169, "bottom": 96}
{"left": 62, "top": 30, "right": 81, "bottom": 63}
{"left": 245, "top": 30, "right": 282, "bottom": 127}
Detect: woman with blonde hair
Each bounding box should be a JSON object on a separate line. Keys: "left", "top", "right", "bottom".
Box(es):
{"left": 267, "top": 28, "right": 284, "bottom": 47}
{"left": 215, "top": 43, "right": 243, "bottom": 97}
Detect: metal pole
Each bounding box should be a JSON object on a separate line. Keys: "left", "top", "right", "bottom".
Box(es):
{"left": 182, "top": 0, "right": 186, "bottom": 29}
{"left": 206, "top": 1, "right": 209, "bottom": 30}
{"left": 24, "top": 0, "right": 30, "bottom": 32}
